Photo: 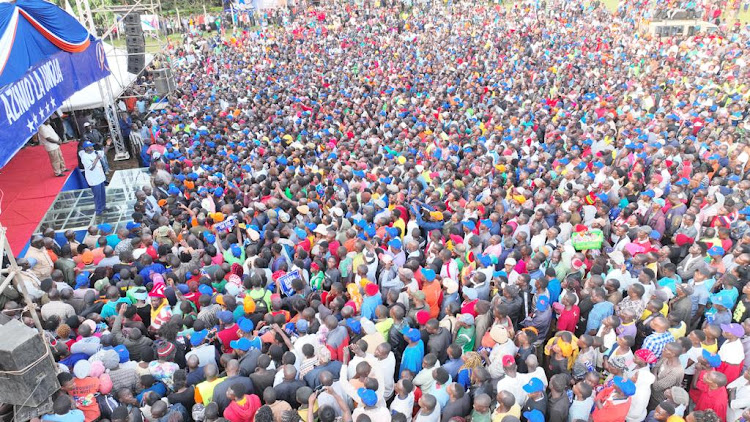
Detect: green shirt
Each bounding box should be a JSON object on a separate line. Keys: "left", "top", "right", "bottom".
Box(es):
{"left": 456, "top": 325, "right": 476, "bottom": 353}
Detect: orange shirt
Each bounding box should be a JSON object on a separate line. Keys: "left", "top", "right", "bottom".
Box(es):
{"left": 71, "top": 377, "right": 101, "bottom": 422}
{"left": 422, "top": 280, "right": 442, "bottom": 319}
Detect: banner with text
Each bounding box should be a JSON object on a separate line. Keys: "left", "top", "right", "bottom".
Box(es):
{"left": 0, "top": 39, "right": 110, "bottom": 168}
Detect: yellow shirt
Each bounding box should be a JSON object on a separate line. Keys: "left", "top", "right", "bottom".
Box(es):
{"left": 492, "top": 404, "right": 521, "bottom": 422}
{"left": 669, "top": 321, "right": 686, "bottom": 339}
{"left": 194, "top": 377, "right": 225, "bottom": 406}
{"left": 702, "top": 341, "right": 718, "bottom": 354}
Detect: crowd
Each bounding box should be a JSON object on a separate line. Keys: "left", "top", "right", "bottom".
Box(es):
{"left": 12, "top": 0, "right": 750, "bottom": 421}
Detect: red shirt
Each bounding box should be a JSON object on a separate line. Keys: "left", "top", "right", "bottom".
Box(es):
{"left": 557, "top": 305, "right": 580, "bottom": 332}
{"left": 217, "top": 324, "right": 240, "bottom": 354}
{"left": 693, "top": 371, "right": 728, "bottom": 422}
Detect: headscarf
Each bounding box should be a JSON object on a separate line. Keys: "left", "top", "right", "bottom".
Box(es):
{"left": 460, "top": 351, "right": 482, "bottom": 371}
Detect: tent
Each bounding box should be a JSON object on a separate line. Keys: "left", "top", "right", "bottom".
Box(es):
{"left": 0, "top": 0, "right": 110, "bottom": 167}
{"left": 61, "top": 42, "right": 154, "bottom": 111}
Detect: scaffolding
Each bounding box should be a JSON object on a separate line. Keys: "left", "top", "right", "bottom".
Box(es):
{"left": 64, "top": 0, "right": 173, "bottom": 161}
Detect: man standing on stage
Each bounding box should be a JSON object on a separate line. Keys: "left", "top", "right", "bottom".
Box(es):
{"left": 79, "top": 141, "right": 107, "bottom": 217}
{"left": 38, "top": 120, "right": 68, "bottom": 177}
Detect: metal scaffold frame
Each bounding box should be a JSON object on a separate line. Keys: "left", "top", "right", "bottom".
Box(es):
{"left": 64, "top": 0, "right": 173, "bottom": 161}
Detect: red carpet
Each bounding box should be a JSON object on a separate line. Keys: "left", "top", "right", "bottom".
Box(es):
{"left": 0, "top": 142, "right": 79, "bottom": 254}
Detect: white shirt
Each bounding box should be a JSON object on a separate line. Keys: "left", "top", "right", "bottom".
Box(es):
{"left": 79, "top": 150, "right": 106, "bottom": 186}
{"left": 496, "top": 373, "right": 527, "bottom": 407}
{"left": 728, "top": 376, "right": 750, "bottom": 422}
{"left": 391, "top": 392, "right": 415, "bottom": 422}
{"left": 378, "top": 352, "right": 397, "bottom": 399}
{"left": 719, "top": 339, "right": 745, "bottom": 365}
{"left": 39, "top": 124, "right": 60, "bottom": 151}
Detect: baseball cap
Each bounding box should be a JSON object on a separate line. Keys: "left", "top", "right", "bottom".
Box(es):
{"left": 357, "top": 388, "right": 378, "bottom": 407}
{"left": 613, "top": 376, "right": 636, "bottom": 396}
{"left": 230, "top": 337, "right": 252, "bottom": 352}
{"left": 522, "top": 377, "right": 544, "bottom": 393}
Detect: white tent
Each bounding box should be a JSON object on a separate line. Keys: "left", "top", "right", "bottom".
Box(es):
{"left": 61, "top": 42, "right": 154, "bottom": 112}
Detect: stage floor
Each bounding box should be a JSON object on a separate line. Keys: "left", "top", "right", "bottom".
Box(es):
{"left": 36, "top": 168, "right": 149, "bottom": 235}
{"left": 0, "top": 143, "right": 80, "bottom": 253}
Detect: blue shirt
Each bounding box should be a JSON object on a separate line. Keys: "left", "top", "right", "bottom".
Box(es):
{"left": 643, "top": 331, "right": 675, "bottom": 359}
{"left": 442, "top": 358, "right": 463, "bottom": 381}
{"left": 400, "top": 340, "right": 424, "bottom": 375}
{"left": 586, "top": 301, "right": 614, "bottom": 333}
{"left": 360, "top": 295, "right": 382, "bottom": 321}
{"left": 547, "top": 278, "right": 561, "bottom": 304}
{"left": 42, "top": 409, "right": 85, "bottom": 422}
{"left": 136, "top": 382, "right": 167, "bottom": 403}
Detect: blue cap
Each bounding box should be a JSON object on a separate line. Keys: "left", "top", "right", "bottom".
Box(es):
{"left": 708, "top": 246, "right": 725, "bottom": 256}
{"left": 357, "top": 388, "right": 378, "bottom": 407}
{"left": 218, "top": 310, "right": 234, "bottom": 324}
{"left": 421, "top": 268, "right": 436, "bottom": 282}
{"left": 463, "top": 220, "right": 476, "bottom": 231}
{"left": 478, "top": 254, "right": 492, "bottom": 267}
{"left": 523, "top": 410, "right": 544, "bottom": 422}
{"left": 346, "top": 318, "right": 362, "bottom": 335}
{"left": 675, "top": 178, "right": 690, "bottom": 186}
{"left": 98, "top": 223, "right": 112, "bottom": 233}
{"left": 294, "top": 227, "right": 307, "bottom": 240}
{"left": 75, "top": 272, "right": 90, "bottom": 289}
{"left": 536, "top": 295, "right": 550, "bottom": 312}
{"left": 204, "top": 233, "right": 216, "bottom": 244}
{"left": 230, "top": 337, "right": 252, "bottom": 352}
{"left": 702, "top": 349, "right": 722, "bottom": 368}
{"left": 214, "top": 187, "right": 224, "bottom": 197}
{"left": 114, "top": 344, "right": 129, "bottom": 363}
{"left": 739, "top": 206, "right": 750, "bottom": 215}
{"left": 385, "top": 227, "right": 399, "bottom": 238}
{"left": 198, "top": 284, "right": 213, "bottom": 296}
{"left": 522, "top": 377, "right": 545, "bottom": 393}
{"left": 190, "top": 329, "right": 209, "bottom": 346}
{"left": 596, "top": 193, "right": 609, "bottom": 203}
{"left": 729, "top": 175, "right": 741, "bottom": 182}
{"left": 231, "top": 244, "right": 242, "bottom": 258}
{"left": 480, "top": 219, "right": 492, "bottom": 228}
{"left": 305, "top": 222, "right": 317, "bottom": 231}
{"left": 403, "top": 327, "right": 421, "bottom": 342}
{"left": 388, "top": 238, "right": 402, "bottom": 249}
{"left": 238, "top": 317, "right": 254, "bottom": 333}
{"left": 82, "top": 141, "right": 94, "bottom": 148}
{"left": 168, "top": 185, "right": 181, "bottom": 196}
{"left": 708, "top": 154, "right": 720, "bottom": 160}
{"left": 126, "top": 222, "right": 141, "bottom": 230}
{"left": 613, "top": 376, "right": 636, "bottom": 396}
{"left": 642, "top": 190, "right": 655, "bottom": 198}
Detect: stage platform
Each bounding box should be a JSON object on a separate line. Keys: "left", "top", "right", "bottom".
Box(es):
{"left": 36, "top": 168, "right": 150, "bottom": 235}
{"left": 0, "top": 142, "right": 80, "bottom": 254}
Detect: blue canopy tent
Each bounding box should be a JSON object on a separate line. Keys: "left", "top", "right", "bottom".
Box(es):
{"left": 0, "top": 0, "right": 110, "bottom": 168}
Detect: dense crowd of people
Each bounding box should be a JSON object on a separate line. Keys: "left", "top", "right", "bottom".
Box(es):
{"left": 12, "top": 0, "right": 750, "bottom": 421}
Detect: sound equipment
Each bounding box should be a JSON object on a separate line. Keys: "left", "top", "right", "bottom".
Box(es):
{"left": 124, "top": 13, "right": 146, "bottom": 74}
{"left": 153, "top": 68, "right": 176, "bottom": 96}
{"left": 127, "top": 54, "right": 146, "bottom": 74}
{"left": 0, "top": 320, "right": 60, "bottom": 407}
{"left": 126, "top": 35, "right": 145, "bottom": 52}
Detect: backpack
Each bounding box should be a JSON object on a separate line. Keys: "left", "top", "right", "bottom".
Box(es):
{"left": 96, "top": 394, "right": 119, "bottom": 420}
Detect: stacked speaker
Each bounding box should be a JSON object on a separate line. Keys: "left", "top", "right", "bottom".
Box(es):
{"left": 124, "top": 13, "right": 145, "bottom": 74}
{"left": 154, "top": 68, "right": 176, "bottom": 96}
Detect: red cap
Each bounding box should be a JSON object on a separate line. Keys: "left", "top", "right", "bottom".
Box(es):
{"left": 502, "top": 355, "right": 515, "bottom": 366}
{"left": 416, "top": 310, "right": 430, "bottom": 325}
{"left": 365, "top": 283, "right": 379, "bottom": 297}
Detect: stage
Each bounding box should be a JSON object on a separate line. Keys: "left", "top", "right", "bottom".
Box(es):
{"left": 0, "top": 143, "right": 80, "bottom": 254}
{"left": 0, "top": 142, "right": 149, "bottom": 256}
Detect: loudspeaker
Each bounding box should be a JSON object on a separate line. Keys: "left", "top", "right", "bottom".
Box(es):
{"left": 127, "top": 54, "right": 145, "bottom": 74}
{"left": 153, "top": 68, "right": 176, "bottom": 95}
{"left": 126, "top": 35, "right": 145, "bottom": 52}
{"left": 123, "top": 12, "right": 140, "bottom": 25}
{"left": 0, "top": 320, "right": 60, "bottom": 407}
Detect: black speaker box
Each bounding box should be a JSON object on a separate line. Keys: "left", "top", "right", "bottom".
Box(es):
{"left": 126, "top": 35, "right": 145, "bottom": 52}
{"left": 0, "top": 320, "right": 60, "bottom": 407}
{"left": 127, "top": 54, "right": 145, "bottom": 74}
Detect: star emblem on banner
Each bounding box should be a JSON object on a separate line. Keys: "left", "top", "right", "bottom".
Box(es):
{"left": 39, "top": 109, "right": 46, "bottom": 122}
{"left": 50, "top": 98, "right": 56, "bottom": 109}
{"left": 32, "top": 113, "right": 38, "bottom": 126}
{"left": 27, "top": 119, "right": 35, "bottom": 132}
{"left": 45, "top": 102, "right": 51, "bottom": 114}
